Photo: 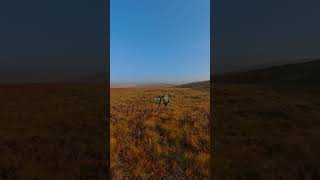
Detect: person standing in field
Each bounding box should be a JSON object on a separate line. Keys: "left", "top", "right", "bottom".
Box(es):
{"left": 163, "top": 94, "right": 170, "bottom": 107}
{"left": 155, "top": 96, "right": 162, "bottom": 106}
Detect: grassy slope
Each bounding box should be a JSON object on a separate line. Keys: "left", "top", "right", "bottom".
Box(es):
{"left": 0, "top": 83, "right": 107, "bottom": 180}
{"left": 176, "top": 81, "right": 210, "bottom": 92}
{"left": 214, "top": 58, "right": 320, "bottom": 87}
{"left": 213, "top": 60, "right": 320, "bottom": 179}
{"left": 110, "top": 87, "right": 209, "bottom": 179}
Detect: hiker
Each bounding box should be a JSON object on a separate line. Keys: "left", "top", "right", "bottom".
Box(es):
{"left": 162, "top": 94, "right": 170, "bottom": 107}
{"left": 155, "top": 96, "right": 162, "bottom": 106}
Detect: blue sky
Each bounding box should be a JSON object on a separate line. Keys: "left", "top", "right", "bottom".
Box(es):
{"left": 111, "top": 0, "right": 210, "bottom": 84}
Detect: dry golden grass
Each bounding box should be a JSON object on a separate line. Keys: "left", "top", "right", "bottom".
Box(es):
{"left": 213, "top": 83, "right": 320, "bottom": 180}
{"left": 0, "top": 83, "right": 107, "bottom": 180}
{"left": 110, "top": 87, "right": 210, "bottom": 179}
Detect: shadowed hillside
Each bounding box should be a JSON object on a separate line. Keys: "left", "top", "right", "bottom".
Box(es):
{"left": 213, "top": 59, "right": 320, "bottom": 179}
{"left": 176, "top": 81, "right": 210, "bottom": 91}
{"left": 215, "top": 58, "right": 320, "bottom": 87}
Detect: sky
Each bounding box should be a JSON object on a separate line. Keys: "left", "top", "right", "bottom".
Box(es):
{"left": 111, "top": 0, "right": 210, "bottom": 84}
{"left": 0, "top": 0, "right": 105, "bottom": 82}
{"left": 3, "top": 0, "right": 316, "bottom": 82}
{"left": 214, "top": 0, "right": 320, "bottom": 73}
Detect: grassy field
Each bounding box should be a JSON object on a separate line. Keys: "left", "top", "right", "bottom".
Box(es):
{"left": 0, "top": 83, "right": 107, "bottom": 180}
{"left": 212, "top": 60, "right": 320, "bottom": 179}
{"left": 110, "top": 87, "right": 210, "bottom": 179}
{"left": 4, "top": 73, "right": 318, "bottom": 179}
{"left": 213, "top": 82, "right": 320, "bottom": 179}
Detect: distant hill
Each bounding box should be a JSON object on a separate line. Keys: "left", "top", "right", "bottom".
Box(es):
{"left": 176, "top": 80, "right": 210, "bottom": 91}
{"left": 214, "top": 58, "right": 320, "bottom": 87}
{"left": 214, "top": 57, "right": 313, "bottom": 74}
{"left": 135, "top": 83, "right": 174, "bottom": 88}
{"left": 110, "top": 83, "right": 136, "bottom": 88}
{"left": 111, "top": 82, "right": 174, "bottom": 88}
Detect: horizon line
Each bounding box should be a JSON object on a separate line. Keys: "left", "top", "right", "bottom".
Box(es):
{"left": 110, "top": 79, "right": 210, "bottom": 85}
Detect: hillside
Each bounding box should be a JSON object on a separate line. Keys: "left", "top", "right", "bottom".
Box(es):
{"left": 214, "top": 58, "right": 320, "bottom": 87}
{"left": 212, "top": 59, "right": 320, "bottom": 179}
{"left": 176, "top": 81, "right": 210, "bottom": 91}
{"left": 135, "top": 83, "right": 174, "bottom": 88}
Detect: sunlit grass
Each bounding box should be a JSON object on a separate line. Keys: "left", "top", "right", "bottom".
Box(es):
{"left": 110, "top": 87, "right": 210, "bottom": 179}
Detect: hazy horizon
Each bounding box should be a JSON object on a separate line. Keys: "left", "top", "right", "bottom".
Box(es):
{"left": 110, "top": 77, "right": 210, "bottom": 86}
